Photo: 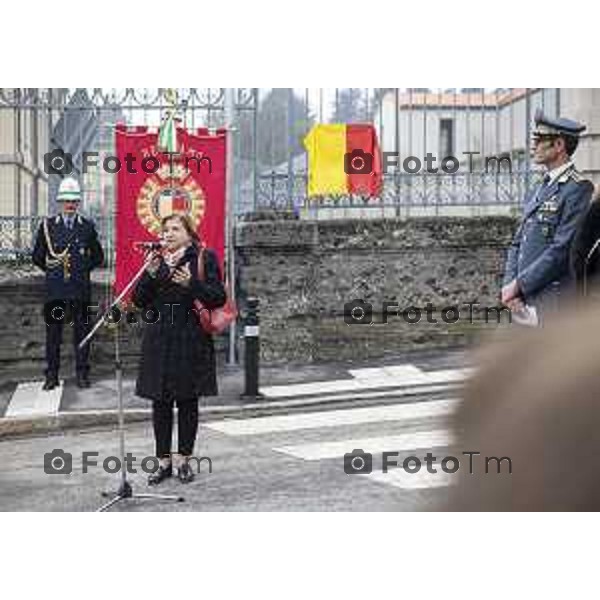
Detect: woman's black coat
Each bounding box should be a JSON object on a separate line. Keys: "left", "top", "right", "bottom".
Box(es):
{"left": 132, "top": 244, "right": 226, "bottom": 402}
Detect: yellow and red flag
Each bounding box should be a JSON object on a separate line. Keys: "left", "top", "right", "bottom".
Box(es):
{"left": 303, "top": 123, "right": 382, "bottom": 197}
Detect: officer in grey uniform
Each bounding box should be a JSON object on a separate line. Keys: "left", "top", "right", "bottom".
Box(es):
{"left": 32, "top": 177, "right": 104, "bottom": 390}
{"left": 502, "top": 111, "right": 594, "bottom": 322}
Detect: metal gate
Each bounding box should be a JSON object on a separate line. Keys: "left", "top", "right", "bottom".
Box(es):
{"left": 0, "top": 87, "right": 559, "bottom": 258}
{"left": 0, "top": 88, "right": 257, "bottom": 258}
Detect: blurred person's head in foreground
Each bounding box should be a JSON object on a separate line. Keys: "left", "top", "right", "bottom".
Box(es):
{"left": 448, "top": 301, "right": 600, "bottom": 511}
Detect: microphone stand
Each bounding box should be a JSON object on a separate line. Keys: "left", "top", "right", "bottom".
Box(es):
{"left": 80, "top": 252, "right": 185, "bottom": 511}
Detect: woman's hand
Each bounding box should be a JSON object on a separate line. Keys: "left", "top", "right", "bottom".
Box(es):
{"left": 145, "top": 250, "right": 162, "bottom": 277}
{"left": 171, "top": 263, "right": 192, "bottom": 287}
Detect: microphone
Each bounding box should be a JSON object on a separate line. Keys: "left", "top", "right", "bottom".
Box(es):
{"left": 134, "top": 240, "right": 165, "bottom": 251}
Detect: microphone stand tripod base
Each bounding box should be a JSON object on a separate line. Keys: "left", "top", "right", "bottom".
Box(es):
{"left": 89, "top": 272, "right": 187, "bottom": 512}
{"left": 98, "top": 481, "right": 185, "bottom": 513}
{"left": 95, "top": 339, "right": 186, "bottom": 511}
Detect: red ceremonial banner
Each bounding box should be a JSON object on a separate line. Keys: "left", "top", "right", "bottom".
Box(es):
{"left": 114, "top": 125, "right": 226, "bottom": 299}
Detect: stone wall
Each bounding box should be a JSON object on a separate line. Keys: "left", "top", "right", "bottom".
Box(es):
{"left": 0, "top": 264, "right": 234, "bottom": 384}
{"left": 235, "top": 216, "right": 516, "bottom": 363}
{"left": 0, "top": 268, "right": 144, "bottom": 383}
{"left": 0, "top": 216, "right": 516, "bottom": 382}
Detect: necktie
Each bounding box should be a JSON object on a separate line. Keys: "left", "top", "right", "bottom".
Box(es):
{"left": 534, "top": 174, "right": 551, "bottom": 203}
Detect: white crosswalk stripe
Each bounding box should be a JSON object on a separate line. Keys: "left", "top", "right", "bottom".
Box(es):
{"left": 272, "top": 425, "right": 457, "bottom": 490}
{"left": 260, "top": 365, "right": 471, "bottom": 399}
{"left": 205, "top": 398, "right": 457, "bottom": 436}
{"left": 273, "top": 429, "right": 452, "bottom": 461}
{"left": 5, "top": 380, "right": 63, "bottom": 417}
{"left": 204, "top": 368, "right": 460, "bottom": 491}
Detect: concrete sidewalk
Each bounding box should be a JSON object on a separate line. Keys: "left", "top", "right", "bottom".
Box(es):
{"left": 0, "top": 348, "right": 472, "bottom": 439}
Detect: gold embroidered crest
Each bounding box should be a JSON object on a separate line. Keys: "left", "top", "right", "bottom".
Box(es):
{"left": 136, "top": 163, "right": 205, "bottom": 235}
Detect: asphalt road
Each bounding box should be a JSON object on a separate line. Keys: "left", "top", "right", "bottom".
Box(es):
{"left": 0, "top": 393, "right": 456, "bottom": 511}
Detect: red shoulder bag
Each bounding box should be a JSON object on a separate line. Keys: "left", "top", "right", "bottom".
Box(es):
{"left": 193, "top": 247, "right": 238, "bottom": 335}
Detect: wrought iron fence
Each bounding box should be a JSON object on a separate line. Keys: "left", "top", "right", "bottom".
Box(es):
{"left": 0, "top": 87, "right": 558, "bottom": 255}
{"left": 248, "top": 88, "right": 558, "bottom": 216}
{"left": 253, "top": 170, "right": 532, "bottom": 216}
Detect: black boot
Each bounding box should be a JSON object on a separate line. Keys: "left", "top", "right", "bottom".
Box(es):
{"left": 42, "top": 375, "right": 59, "bottom": 391}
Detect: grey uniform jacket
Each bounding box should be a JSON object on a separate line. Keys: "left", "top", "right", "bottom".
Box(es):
{"left": 504, "top": 165, "right": 593, "bottom": 312}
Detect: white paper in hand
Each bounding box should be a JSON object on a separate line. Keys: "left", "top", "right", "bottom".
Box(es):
{"left": 511, "top": 304, "right": 539, "bottom": 327}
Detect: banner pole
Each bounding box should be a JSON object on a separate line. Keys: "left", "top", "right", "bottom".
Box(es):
{"left": 225, "top": 88, "right": 237, "bottom": 366}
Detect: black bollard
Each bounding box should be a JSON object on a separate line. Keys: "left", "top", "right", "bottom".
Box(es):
{"left": 242, "top": 297, "right": 262, "bottom": 399}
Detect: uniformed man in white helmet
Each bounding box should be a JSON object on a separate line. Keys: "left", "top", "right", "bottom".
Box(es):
{"left": 32, "top": 177, "right": 104, "bottom": 390}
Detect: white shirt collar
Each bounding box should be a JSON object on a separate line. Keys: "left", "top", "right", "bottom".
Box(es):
{"left": 545, "top": 161, "right": 573, "bottom": 185}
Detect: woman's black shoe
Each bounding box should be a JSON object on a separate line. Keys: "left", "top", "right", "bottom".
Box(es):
{"left": 177, "top": 462, "right": 195, "bottom": 484}
{"left": 148, "top": 464, "right": 172, "bottom": 486}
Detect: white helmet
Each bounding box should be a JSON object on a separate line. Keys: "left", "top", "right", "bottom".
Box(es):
{"left": 57, "top": 177, "right": 81, "bottom": 202}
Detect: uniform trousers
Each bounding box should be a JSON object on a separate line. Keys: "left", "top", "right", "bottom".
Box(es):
{"left": 45, "top": 299, "right": 91, "bottom": 377}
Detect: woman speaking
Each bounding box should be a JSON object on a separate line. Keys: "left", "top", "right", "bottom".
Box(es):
{"left": 132, "top": 214, "right": 226, "bottom": 485}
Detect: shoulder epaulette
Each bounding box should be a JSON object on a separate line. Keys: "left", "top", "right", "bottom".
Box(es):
{"left": 557, "top": 165, "right": 587, "bottom": 184}
{"left": 569, "top": 168, "right": 585, "bottom": 183}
